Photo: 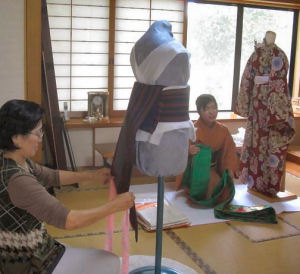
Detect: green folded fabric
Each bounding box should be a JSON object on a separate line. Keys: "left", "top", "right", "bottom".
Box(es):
{"left": 214, "top": 204, "right": 277, "bottom": 224}
{"left": 182, "top": 145, "right": 277, "bottom": 224}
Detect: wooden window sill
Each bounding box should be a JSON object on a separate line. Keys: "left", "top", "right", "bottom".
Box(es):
{"left": 65, "top": 117, "right": 123, "bottom": 129}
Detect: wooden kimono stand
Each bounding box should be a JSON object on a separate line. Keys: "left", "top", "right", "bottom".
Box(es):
{"left": 130, "top": 176, "right": 181, "bottom": 274}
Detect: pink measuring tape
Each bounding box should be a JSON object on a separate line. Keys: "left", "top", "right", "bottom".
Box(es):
{"left": 105, "top": 178, "right": 130, "bottom": 274}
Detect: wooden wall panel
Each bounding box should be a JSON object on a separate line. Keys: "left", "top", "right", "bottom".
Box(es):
{"left": 25, "top": 0, "right": 42, "bottom": 162}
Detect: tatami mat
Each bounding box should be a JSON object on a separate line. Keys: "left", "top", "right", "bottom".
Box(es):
{"left": 172, "top": 224, "right": 300, "bottom": 274}
{"left": 46, "top": 172, "right": 300, "bottom": 274}
{"left": 227, "top": 219, "right": 300, "bottom": 242}
{"left": 57, "top": 230, "right": 202, "bottom": 274}
{"left": 46, "top": 189, "right": 126, "bottom": 238}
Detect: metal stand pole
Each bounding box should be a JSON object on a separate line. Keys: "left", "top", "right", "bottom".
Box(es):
{"left": 155, "top": 176, "right": 165, "bottom": 273}
{"left": 130, "top": 176, "right": 181, "bottom": 274}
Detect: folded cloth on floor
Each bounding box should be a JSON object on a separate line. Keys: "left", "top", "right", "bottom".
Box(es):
{"left": 215, "top": 204, "right": 277, "bottom": 224}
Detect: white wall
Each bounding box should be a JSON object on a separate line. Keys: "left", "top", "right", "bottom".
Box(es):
{"left": 67, "top": 129, "right": 94, "bottom": 167}
{"left": 94, "top": 127, "right": 121, "bottom": 166}
{"left": 67, "top": 127, "right": 121, "bottom": 167}
{"left": 0, "top": 0, "right": 24, "bottom": 105}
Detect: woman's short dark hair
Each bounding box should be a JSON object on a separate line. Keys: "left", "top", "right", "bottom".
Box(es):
{"left": 0, "top": 100, "right": 44, "bottom": 151}
{"left": 195, "top": 94, "right": 218, "bottom": 113}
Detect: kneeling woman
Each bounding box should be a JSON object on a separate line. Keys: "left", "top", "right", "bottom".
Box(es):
{"left": 176, "top": 94, "right": 239, "bottom": 206}
{"left": 0, "top": 100, "right": 135, "bottom": 274}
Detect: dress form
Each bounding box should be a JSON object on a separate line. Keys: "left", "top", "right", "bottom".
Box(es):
{"left": 264, "top": 31, "right": 276, "bottom": 46}
{"left": 129, "top": 20, "right": 191, "bottom": 274}
{"left": 236, "top": 30, "right": 296, "bottom": 200}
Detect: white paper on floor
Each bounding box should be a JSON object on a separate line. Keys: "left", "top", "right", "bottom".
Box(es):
{"left": 130, "top": 182, "right": 300, "bottom": 226}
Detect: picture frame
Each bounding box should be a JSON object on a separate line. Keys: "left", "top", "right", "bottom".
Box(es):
{"left": 88, "top": 91, "right": 108, "bottom": 118}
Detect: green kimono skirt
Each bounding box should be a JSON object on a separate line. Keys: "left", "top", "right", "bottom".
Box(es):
{"left": 182, "top": 145, "right": 277, "bottom": 224}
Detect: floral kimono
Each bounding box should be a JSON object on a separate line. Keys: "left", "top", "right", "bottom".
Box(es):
{"left": 235, "top": 43, "right": 295, "bottom": 196}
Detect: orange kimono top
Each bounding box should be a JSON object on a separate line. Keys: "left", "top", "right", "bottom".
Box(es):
{"left": 194, "top": 119, "right": 239, "bottom": 174}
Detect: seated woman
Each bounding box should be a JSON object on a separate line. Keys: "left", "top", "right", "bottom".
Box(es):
{"left": 176, "top": 94, "right": 239, "bottom": 206}
{"left": 0, "top": 100, "right": 135, "bottom": 274}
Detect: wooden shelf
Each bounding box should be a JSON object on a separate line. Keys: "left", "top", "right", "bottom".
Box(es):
{"left": 65, "top": 117, "right": 123, "bottom": 129}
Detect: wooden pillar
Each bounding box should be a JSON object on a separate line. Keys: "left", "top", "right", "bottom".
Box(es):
{"left": 25, "top": 0, "right": 42, "bottom": 163}
{"left": 293, "top": 15, "right": 300, "bottom": 98}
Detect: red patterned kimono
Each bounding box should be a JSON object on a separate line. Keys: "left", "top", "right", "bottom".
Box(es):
{"left": 235, "top": 43, "right": 295, "bottom": 196}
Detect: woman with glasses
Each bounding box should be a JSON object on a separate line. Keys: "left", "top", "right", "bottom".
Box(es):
{"left": 0, "top": 100, "right": 135, "bottom": 274}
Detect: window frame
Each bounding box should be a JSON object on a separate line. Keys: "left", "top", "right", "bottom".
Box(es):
{"left": 188, "top": 0, "right": 299, "bottom": 114}
{"left": 30, "top": 1, "right": 299, "bottom": 118}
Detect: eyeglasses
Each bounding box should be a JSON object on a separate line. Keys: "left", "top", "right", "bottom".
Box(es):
{"left": 29, "top": 128, "right": 44, "bottom": 139}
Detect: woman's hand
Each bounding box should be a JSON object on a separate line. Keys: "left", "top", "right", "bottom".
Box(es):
{"left": 90, "top": 167, "right": 112, "bottom": 184}
{"left": 65, "top": 191, "right": 135, "bottom": 230}
{"left": 60, "top": 168, "right": 112, "bottom": 186}
{"left": 189, "top": 144, "right": 200, "bottom": 155}
{"left": 110, "top": 192, "right": 135, "bottom": 213}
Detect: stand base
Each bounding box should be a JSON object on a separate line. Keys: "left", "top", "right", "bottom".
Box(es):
{"left": 130, "top": 265, "right": 182, "bottom": 274}
{"left": 248, "top": 189, "right": 297, "bottom": 202}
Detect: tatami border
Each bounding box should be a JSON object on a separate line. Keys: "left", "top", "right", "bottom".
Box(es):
{"left": 166, "top": 230, "right": 217, "bottom": 274}
{"left": 226, "top": 222, "right": 300, "bottom": 243}
{"left": 277, "top": 215, "right": 300, "bottom": 231}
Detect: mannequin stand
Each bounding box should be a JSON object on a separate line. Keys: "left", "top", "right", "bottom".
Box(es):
{"left": 130, "top": 176, "right": 181, "bottom": 274}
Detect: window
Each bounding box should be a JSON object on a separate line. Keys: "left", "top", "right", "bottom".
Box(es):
{"left": 47, "top": 0, "right": 110, "bottom": 112}
{"left": 47, "top": 0, "right": 297, "bottom": 115}
{"left": 187, "top": 1, "right": 296, "bottom": 112}
{"left": 241, "top": 8, "right": 294, "bottom": 81}
{"left": 47, "top": 0, "right": 185, "bottom": 115}
{"left": 113, "top": 0, "right": 185, "bottom": 112}
{"left": 187, "top": 3, "right": 237, "bottom": 111}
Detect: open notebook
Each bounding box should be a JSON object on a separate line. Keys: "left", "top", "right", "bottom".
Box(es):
{"left": 135, "top": 200, "right": 190, "bottom": 231}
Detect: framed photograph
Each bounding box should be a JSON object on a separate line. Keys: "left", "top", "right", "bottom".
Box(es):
{"left": 88, "top": 92, "right": 108, "bottom": 118}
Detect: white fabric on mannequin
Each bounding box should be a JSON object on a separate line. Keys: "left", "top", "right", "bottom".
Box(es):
{"left": 136, "top": 120, "right": 195, "bottom": 145}
{"left": 131, "top": 20, "right": 194, "bottom": 176}
{"left": 131, "top": 40, "right": 190, "bottom": 85}
{"left": 132, "top": 32, "right": 194, "bottom": 146}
